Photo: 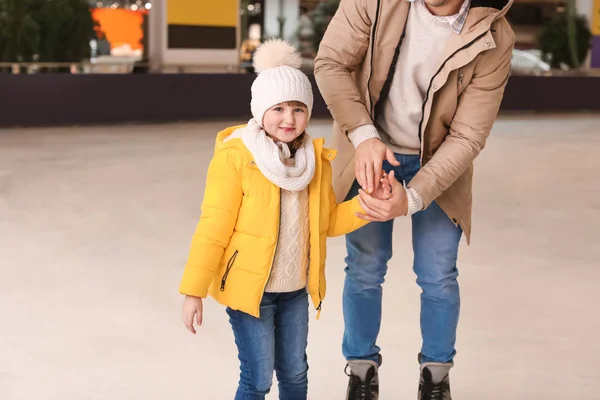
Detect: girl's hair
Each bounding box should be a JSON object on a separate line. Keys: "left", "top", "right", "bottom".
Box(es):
{"left": 267, "top": 101, "right": 308, "bottom": 158}
{"left": 283, "top": 100, "right": 307, "bottom": 110}
{"left": 288, "top": 132, "right": 306, "bottom": 158}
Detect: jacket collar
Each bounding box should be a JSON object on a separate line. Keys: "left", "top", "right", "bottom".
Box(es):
{"left": 462, "top": 0, "right": 513, "bottom": 34}
{"left": 404, "top": 0, "right": 513, "bottom": 39}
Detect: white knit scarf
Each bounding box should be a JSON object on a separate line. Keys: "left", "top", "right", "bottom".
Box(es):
{"left": 239, "top": 119, "right": 315, "bottom": 192}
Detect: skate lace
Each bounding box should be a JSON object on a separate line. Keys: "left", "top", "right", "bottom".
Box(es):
{"left": 423, "top": 380, "right": 449, "bottom": 400}
{"left": 345, "top": 366, "right": 373, "bottom": 400}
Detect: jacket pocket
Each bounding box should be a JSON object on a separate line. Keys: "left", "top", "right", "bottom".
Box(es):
{"left": 220, "top": 250, "right": 239, "bottom": 291}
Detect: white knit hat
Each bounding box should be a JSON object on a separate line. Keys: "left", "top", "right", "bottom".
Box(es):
{"left": 250, "top": 39, "right": 313, "bottom": 127}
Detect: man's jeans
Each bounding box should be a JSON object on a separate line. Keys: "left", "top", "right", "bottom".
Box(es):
{"left": 227, "top": 288, "right": 309, "bottom": 400}
{"left": 343, "top": 154, "right": 462, "bottom": 364}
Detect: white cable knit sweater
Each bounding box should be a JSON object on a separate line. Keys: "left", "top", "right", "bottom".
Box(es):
{"left": 265, "top": 188, "right": 310, "bottom": 293}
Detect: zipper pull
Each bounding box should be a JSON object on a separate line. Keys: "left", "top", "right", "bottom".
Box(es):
{"left": 316, "top": 302, "right": 322, "bottom": 320}
{"left": 458, "top": 71, "right": 464, "bottom": 84}
{"left": 220, "top": 250, "right": 238, "bottom": 292}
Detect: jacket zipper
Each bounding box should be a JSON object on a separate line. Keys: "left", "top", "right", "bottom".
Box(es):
{"left": 220, "top": 250, "right": 238, "bottom": 291}
{"left": 312, "top": 164, "right": 324, "bottom": 317}
{"left": 307, "top": 247, "right": 323, "bottom": 317}
{"left": 367, "top": 0, "right": 382, "bottom": 115}
{"left": 258, "top": 190, "right": 281, "bottom": 306}
{"left": 417, "top": 30, "right": 490, "bottom": 161}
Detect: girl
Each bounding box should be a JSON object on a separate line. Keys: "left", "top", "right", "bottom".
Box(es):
{"left": 179, "top": 39, "right": 390, "bottom": 400}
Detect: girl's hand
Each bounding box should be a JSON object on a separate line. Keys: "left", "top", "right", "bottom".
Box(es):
{"left": 369, "top": 171, "right": 393, "bottom": 201}
{"left": 182, "top": 295, "right": 203, "bottom": 334}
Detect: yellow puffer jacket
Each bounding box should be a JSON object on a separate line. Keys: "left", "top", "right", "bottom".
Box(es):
{"left": 179, "top": 125, "right": 368, "bottom": 318}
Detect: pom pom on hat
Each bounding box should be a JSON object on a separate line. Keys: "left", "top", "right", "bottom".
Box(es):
{"left": 253, "top": 39, "right": 302, "bottom": 73}
{"left": 250, "top": 39, "right": 313, "bottom": 127}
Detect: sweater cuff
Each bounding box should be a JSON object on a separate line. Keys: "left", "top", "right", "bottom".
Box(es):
{"left": 405, "top": 187, "right": 424, "bottom": 216}
{"left": 347, "top": 124, "right": 381, "bottom": 148}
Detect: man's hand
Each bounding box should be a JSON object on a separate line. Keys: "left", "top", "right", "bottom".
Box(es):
{"left": 356, "top": 170, "right": 408, "bottom": 222}
{"left": 355, "top": 138, "right": 400, "bottom": 194}
{"left": 182, "top": 295, "right": 203, "bottom": 334}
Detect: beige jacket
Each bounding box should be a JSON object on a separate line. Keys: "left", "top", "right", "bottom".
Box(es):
{"left": 314, "top": 0, "right": 515, "bottom": 243}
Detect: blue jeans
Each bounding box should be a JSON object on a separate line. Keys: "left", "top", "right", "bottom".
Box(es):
{"left": 343, "top": 154, "right": 462, "bottom": 364}
{"left": 227, "top": 288, "right": 309, "bottom": 400}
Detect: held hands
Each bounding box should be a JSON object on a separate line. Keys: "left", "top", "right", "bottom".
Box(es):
{"left": 354, "top": 138, "right": 407, "bottom": 222}
{"left": 182, "top": 295, "right": 203, "bottom": 334}
{"left": 356, "top": 170, "right": 409, "bottom": 222}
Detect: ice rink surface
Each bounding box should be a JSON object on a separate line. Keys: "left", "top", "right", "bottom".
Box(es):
{"left": 1, "top": 114, "right": 599, "bottom": 399}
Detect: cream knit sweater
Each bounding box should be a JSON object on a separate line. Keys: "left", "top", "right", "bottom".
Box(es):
{"left": 265, "top": 188, "right": 310, "bottom": 293}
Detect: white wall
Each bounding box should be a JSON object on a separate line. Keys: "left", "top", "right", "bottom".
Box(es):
{"left": 263, "top": 0, "right": 300, "bottom": 41}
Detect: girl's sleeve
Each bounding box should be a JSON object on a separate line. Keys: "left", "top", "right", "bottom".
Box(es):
{"left": 179, "top": 149, "right": 243, "bottom": 298}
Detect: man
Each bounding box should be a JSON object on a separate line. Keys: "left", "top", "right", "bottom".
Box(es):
{"left": 314, "top": 0, "right": 514, "bottom": 399}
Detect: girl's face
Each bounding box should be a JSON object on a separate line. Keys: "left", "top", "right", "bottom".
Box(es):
{"left": 262, "top": 102, "right": 308, "bottom": 143}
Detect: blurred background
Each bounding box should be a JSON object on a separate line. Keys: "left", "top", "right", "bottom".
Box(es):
{"left": 1, "top": 1, "right": 599, "bottom": 399}
{"left": 1, "top": 0, "right": 599, "bottom": 74}
{"left": 0, "top": 0, "right": 600, "bottom": 124}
